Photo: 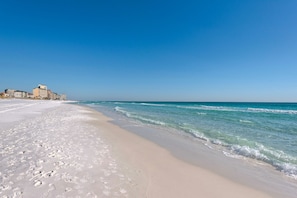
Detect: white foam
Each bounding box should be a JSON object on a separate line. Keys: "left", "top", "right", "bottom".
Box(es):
{"left": 222, "top": 151, "right": 243, "bottom": 159}
{"left": 230, "top": 145, "right": 269, "bottom": 161}
{"left": 133, "top": 115, "right": 166, "bottom": 126}
{"left": 115, "top": 106, "right": 166, "bottom": 126}
{"left": 139, "top": 103, "right": 168, "bottom": 107}
{"left": 179, "top": 126, "right": 209, "bottom": 141}
{"left": 177, "top": 104, "right": 297, "bottom": 115}
{"left": 275, "top": 163, "right": 297, "bottom": 179}
{"left": 239, "top": 119, "right": 253, "bottom": 123}
{"left": 247, "top": 108, "right": 297, "bottom": 115}
{"left": 211, "top": 139, "right": 224, "bottom": 145}
{"left": 177, "top": 105, "right": 238, "bottom": 112}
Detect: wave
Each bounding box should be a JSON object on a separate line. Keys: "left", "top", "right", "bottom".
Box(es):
{"left": 114, "top": 106, "right": 132, "bottom": 117}
{"left": 181, "top": 126, "right": 297, "bottom": 179}
{"left": 132, "top": 115, "right": 166, "bottom": 126}
{"left": 114, "top": 102, "right": 126, "bottom": 105}
{"left": 228, "top": 144, "right": 297, "bottom": 179}
{"left": 139, "top": 103, "right": 168, "bottom": 107}
{"left": 211, "top": 139, "right": 225, "bottom": 146}
{"left": 114, "top": 106, "right": 166, "bottom": 126}
{"left": 178, "top": 125, "right": 209, "bottom": 141}
{"left": 275, "top": 163, "right": 297, "bottom": 180}
{"left": 223, "top": 151, "right": 244, "bottom": 159}
{"left": 230, "top": 145, "right": 270, "bottom": 161}
{"left": 239, "top": 119, "right": 253, "bottom": 124}
{"left": 177, "top": 105, "right": 297, "bottom": 115}
{"left": 179, "top": 124, "right": 297, "bottom": 179}
{"left": 247, "top": 108, "right": 297, "bottom": 115}
{"left": 177, "top": 105, "right": 239, "bottom": 112}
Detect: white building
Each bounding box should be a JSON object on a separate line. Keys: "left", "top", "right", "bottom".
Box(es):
{"left": 4, "top": 89, "right": 15, "bottom": 97}
{"left": 27, "top": 93, "right": 34, "bottom": 99}
{"left": 33, "top": 84, "right": 48, "bottom": 99}
{"left": 60, "top": 94, "right": 67, "bottom": 100}
{"left": 14, "top": 90, "right": 27, "bottom": 98}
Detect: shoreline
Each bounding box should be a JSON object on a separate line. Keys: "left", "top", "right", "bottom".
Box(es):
{"left": 84, "top": 105, "right": 283, "bottom": 198}
{"left": 1, "top": 99, "right": 296, "bottom": 197}
{"left": 86, "top": 104, "right": 297, "bottom": 198}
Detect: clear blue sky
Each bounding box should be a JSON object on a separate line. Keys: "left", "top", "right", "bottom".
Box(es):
{"left": 1, "top": 0, "right": 296, "bottom": 101}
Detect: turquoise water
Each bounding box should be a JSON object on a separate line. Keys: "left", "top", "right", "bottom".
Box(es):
{"left": 80, "top": 101, "right": 297, "bottom": 179}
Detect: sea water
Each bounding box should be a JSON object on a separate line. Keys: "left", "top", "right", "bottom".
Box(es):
{"left": 79, "top": 101, "right": 297, "bottom": 180}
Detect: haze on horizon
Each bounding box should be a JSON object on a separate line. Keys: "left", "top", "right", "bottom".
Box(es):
{"left": 1, "top": 1, "right": 297, "bottom": 102}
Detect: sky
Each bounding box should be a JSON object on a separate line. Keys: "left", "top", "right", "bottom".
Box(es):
{"left": 0, "top": 0, "right": 297, "bottom": 102}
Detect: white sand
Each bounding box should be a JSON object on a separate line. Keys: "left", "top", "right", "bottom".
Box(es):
{"left": 0, "top": 99, "right": 133, "bottom": 197}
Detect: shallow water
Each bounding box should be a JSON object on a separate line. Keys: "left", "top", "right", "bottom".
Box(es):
{"left": 80, "top": 101, "right": 297, "bottom": 181}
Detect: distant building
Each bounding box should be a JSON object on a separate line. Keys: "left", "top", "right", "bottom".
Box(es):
{"left": 33, "top": 84, "right": 48, "bottom": 99}
{"left": 14, "top": 90, "right": 27, "bottom": 98}
{"left": 39, "top": 84, "right": 47, "bottom": 90}
{"left": 55, "top": 93, "right": 60, "bottom": 100}
{"left": 27, "top": 93, "right": 34, "bottom": 99}
{"left": 4, "top": 89, "right": 15, "bottom": 97}
{"left": 3, "top": 84, "right": 66, "bottom": 100}
{"left": 60, "top": 94, "right": 67, "bottom": 100}
{"left": 47, "top": 90, "right": 54, "bottom": 100}
{"left": 0, "top": 92, "right": 8, "bottom": 98}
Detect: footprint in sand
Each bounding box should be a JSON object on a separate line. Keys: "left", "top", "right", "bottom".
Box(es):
{"left": 42, "top": 183, "right": 56, "bottom": 197}
{"left": 47, "top": 152, "right": 56, "bottom": 158}
{"left": 37, "top": 159, "right": 46, "bottom": 164}
{"left": 33, "top": 170, "right": 43, "bottom": 176}
{"left": 65, "top": 187, "right": 72, "bottom": 192}
{"left": 18, "top": 150, "right": 26, "bottom": 155}
{"left": 44, "top": 170, "right": 56, "bottom": 178}
{"left": 86, "top": 192, "right": 98, "bottom": 198}
{"left": 48, "top": 183, "right": 56, "bottom": 191}
{"left": 34, "top": 180, "right": 43, "bottom": 187}
{"left": 62, "top": 174, "right": 77, "bottom": 183}
{"left": 0, "top": 184, "right": 12, "bottom": 191}
{"left": 54, "top": 161, "right": 65, "bottom": 167}
{"left": 120, "top": 188, "right": 127, "bottom": 194}
{"left": 12, "top": 188, "right": 23, "bottom": 197}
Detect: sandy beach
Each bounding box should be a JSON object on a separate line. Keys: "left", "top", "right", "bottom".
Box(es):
{"left": 0, "top": 100, "right": 133, "bottom": 197}
{"left": 1, "top": 100, "right": 295, "bottom": 197}
{"left": 88, "top": 108, "right": 273, "bottom": 198}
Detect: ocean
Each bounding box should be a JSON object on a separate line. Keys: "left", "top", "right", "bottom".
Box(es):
{"left": 79, "top": 101, "right": 297, "bottom": 180}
